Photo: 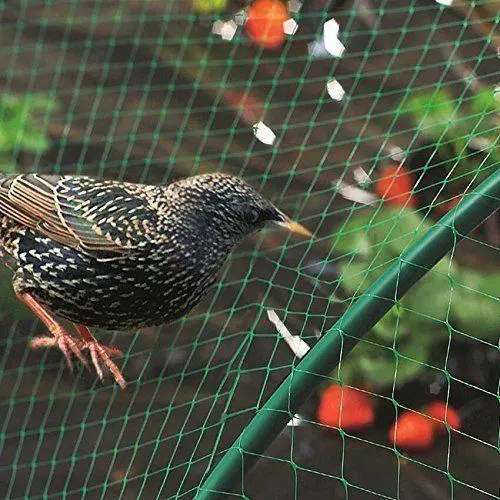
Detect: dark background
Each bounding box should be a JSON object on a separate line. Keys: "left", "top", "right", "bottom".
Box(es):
{"left": 0, "top": 1, "right": 498, "bottom": 498}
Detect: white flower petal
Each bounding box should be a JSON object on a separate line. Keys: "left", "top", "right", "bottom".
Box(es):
{"left": 288, "top": 0, "right": 303, "bottom": 13}
{"left": 283, "top": 18, "right": 298, "bottom": 35}
{"left": 220, "top": 20, "right": 237, "bottom": 41}
{"left": 287, "top": 414, "right": 305, "bottom": 427}
{"left": 335, "top": 180, "right": 378, "bottom": 205}
{"left": 323, "top": 19, "right": 345, "bottom": 57}
{"left": 267, "top": 309, "right": 311, "bottom": 359}
{"left": 325, "top": 36, "right": 345, "bottom": 57}
{"left": 327, "top": 79, "right": 345, "bottom": 101}
{"left": 324, "top": 18, "right": 340, "bottom": 39}
{"left": 353, "top": 167, "right": 370, "bottom": 184}
{"left": 253, "top": 121, "right": 276, "bottom": 145}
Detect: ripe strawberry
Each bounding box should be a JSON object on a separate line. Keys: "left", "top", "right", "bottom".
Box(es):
{"left": 317, "top": 384, "right": 375, "bottom": 431}
{"left": 246, "top": 0, "right": 288, "bottom": 49}
{"left": 424, "top": 401, "right": 461, "bottom": 432}
{"left": 389, "top": 411, "right": 435, "bottom": 451}
{"left": 375, "top": 163, "right": 416, "bottom": 207}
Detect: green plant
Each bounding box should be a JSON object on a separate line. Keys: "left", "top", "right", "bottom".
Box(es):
{"left": 334, "top": 206, "right": 499, "bottom": 389}
{"left": 0, "top": 93, "right": 56, "bottom": 173}
{"left": 399, "top": 88, "right": 499, "bottom": 185}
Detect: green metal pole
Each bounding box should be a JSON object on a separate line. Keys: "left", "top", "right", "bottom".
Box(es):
{"left": 197, "top": 169, "right": 500, "bottom": 499}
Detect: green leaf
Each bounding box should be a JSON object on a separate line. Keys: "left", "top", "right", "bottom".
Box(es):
{"left": 450, "top": 270, "right": 500, "bottom": 340}
{"left": 338, "top": 261, "right": 378, "bottom": 295}
{"left": 470, "top": 89, "right": 500, "bottom": 116}
{"left": 0, "top": 92, "right": 55, "bottom": 155}
{"left": 0, "top": 126, "right": 16, "bottom": 153}
{"left": 16, "top": 124, "right": 51, "bottom": 152}
{"left": 333, "top": 211, "right": 374, "bottom": 258}
{"left": 400, "top": 90, "right": 458, "bottom": 139}
{"left": 339, "top": 332, "right": 433, "bottom": 389}
{"left": 0, "top": 157, "right": 17, "bottom": 174}
{"left": 193, "top": 0, "right": 229, "bottom": 13}
{"left": 404, "top": 272, "right": 452, "bottom": 323}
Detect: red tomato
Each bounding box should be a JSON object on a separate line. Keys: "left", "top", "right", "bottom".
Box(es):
{"left": 375, "top": 163, "right": 416, "bottom": 207}
{"left": 389, "top": 411, "right": 435, "bottom": 451}
{"left": 317, "top": 384, "right": 375, "bottom": 431}
{"left": 246, "top": 0, "right": 287, "bottom": 49}
{"left": 424, "top": 401, "right": 461, "bottom": 432}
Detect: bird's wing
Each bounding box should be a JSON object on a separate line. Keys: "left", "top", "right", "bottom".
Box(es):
{"left": 0, "top": 174, "right": 160, "bottom": 259}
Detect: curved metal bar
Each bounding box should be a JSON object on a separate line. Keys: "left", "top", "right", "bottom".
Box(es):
{"left": 197, "top": 169, "right": 500, "bottom": 499}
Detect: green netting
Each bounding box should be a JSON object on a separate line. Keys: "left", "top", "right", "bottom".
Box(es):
{"left": 0, "top": 1, "right": 498, "bottom": 499}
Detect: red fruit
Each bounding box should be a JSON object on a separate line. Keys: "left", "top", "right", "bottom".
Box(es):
{"left": 424, "top": 401, "right": 461, "bottom": 432}
{"left": 246, "top": 0, "right": 287, "bottom": 49}
{"left": 375, "top": 163, "right": 416, "bottom": 207}
{"left": 389, "top": 411, "right": 435, "bottom": 451}
{"left": 317, "top": 384, "right": 375, "bottom": 431}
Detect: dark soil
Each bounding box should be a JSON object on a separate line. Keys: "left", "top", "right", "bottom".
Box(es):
{"left": 0, "top": 1, "right": 498, "bottom": 498}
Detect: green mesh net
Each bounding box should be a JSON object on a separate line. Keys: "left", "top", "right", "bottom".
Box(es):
{"left": 0, "top": 0, "right": 498, "bottom": 498}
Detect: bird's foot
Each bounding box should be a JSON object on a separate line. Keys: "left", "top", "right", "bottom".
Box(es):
{"left": 83, "top": 340, "right": 125, "bottom": 390}
{"left": 73, "top": 323, "right": 125, "bottom": 389}
{"left": 18, "top": 293, "right": 126, "bottom": 388}
{"left": 30, "top": 330, "right": 88, "bottom": 373}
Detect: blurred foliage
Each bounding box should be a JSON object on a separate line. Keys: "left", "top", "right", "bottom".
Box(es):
{"left": 192, "top": 0, "right": 229, "bottom": 13}
{"left": 400, "top": 88, "right": 499, "bottom": 185}
{"left": 0, "top": 93, "right": 56, "bottom": 321}
{"left": 335, "top": 206, "right": 499, "bottom": 389}
{"left": 0, "top": 93, "right": 56, "bottom": 173}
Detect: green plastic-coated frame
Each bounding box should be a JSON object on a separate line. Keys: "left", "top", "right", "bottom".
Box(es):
{"left": 197, "top": 168, "right": 500, "bottom": 499}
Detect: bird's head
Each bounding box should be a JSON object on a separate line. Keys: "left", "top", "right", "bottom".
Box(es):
{"left": 169, "top": 173, "right": 312, "bottom": 242}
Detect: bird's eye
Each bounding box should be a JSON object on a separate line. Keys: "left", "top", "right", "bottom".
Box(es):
{"left": 247, "top": 208, "right": 260, "bottom": 224}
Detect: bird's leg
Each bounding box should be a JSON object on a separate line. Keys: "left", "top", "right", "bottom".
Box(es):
{"left": 73, "top": 324, "right": 126, "bottom": 389}
{"left": 19, "top": 293, "right": 88, "bottom": 373}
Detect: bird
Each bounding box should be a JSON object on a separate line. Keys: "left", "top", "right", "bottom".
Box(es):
{"left": 0, "top": 172, "right": 312, "bottom": 388}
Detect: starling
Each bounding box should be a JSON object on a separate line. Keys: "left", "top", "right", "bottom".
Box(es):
{"left": 0, "top": 173, "right": 311, "bottom": 388}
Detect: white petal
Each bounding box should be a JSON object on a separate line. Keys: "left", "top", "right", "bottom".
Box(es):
{"left": 283, "top": 18, "right": 298, "bottom": 35}
{"left": 324, "top": 18, "right": 340, "bottom": 39}
{"left": 353, "top": 166, "right": 370, "bottom": 184}
{"left": 389, "top": 145, "right": 405, "bottom": 162}
{"left": 335, "top": 180, "right": 378, "bottom": 205}
{"left": 253, "top": 121, "right": 276, "bottom": 145}
{"left": 212, "top": 20, "right": 224, "bottom": 35}
{"left": 323, "top": 19, "right": 346, "bottom": 57}
{"left": 267, "top": 309, "right": 311, "bottom": 359}
{"left": 288, "top": 0, "right": 303, "bottom": 13}
{"left": 435, "top": 0, "right": 453, "bottom": 5}
{"left": 220, "top": 20, "right": 237, "bottom": 41}
{"left": 327, "top": 79, "right": 345, "bottom": 101}
{"left": 287, "top": 414, "right": 305, "bottom": 427}
{"left": 325, "top": 36, "right": 345, "bottom": 57}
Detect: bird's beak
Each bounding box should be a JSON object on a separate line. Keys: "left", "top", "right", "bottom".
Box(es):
{"left": 277, "top": 218, "right": 313, "bottom": 238}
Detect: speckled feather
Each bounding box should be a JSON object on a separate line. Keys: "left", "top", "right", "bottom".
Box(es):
{"left": 0, "top": 173, "right": 287, "bottom": 330}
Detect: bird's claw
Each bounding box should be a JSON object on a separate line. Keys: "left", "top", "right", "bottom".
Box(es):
{"left": 84, "top": 341, "right": 126, "bottom": 389}
{"left": 30, "top": 331, "right": 88, "bottom": 373}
